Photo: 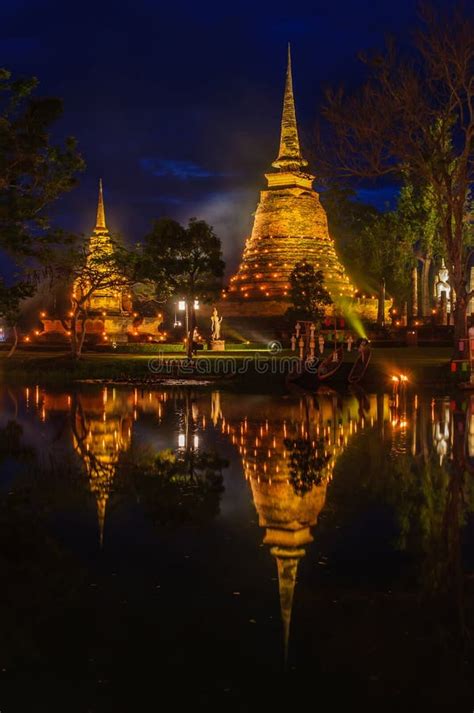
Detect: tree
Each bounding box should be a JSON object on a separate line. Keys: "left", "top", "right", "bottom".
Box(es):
{"left": 0, "top": 278, "right": 34, "bottom": 357}
{"left": 53, "top": 237, "right": 136, "bottom": 359}
{"left": 0, "top": 68, "right": 84, "bottom": 257}
{"left": 0, "top": 67, "right": 84, "bottom": 348}
{"left": 316, "top": 6, "right": 474, "bottom": 347}
{"left": 139, "top": 218, "right": 225, "bottom": 358}
{"left": 287, "top": 259, "right": 332, "bottom": 323}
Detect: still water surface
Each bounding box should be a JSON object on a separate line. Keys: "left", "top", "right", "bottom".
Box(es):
{"left": 1, "top": 383, "right": 474, "bottom": 711}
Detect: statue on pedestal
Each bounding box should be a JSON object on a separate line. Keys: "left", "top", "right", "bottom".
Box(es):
{"left": 435, "top": 259, "right": 452, "bottom": 314}
{"left": 211, "top": 307, "right": 223, "bottom": 341}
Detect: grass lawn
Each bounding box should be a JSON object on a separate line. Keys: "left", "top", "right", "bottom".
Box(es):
{"left": 0, "top": 345, "right": 456, "bottom": 388}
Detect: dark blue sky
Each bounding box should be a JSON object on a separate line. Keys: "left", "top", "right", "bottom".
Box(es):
{"left": 2, "top": 0, "right": 426, "bottom": 273}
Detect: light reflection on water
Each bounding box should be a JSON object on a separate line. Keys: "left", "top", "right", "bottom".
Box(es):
{"left": 1, "top": 383, "right": 474, "bottom": 706}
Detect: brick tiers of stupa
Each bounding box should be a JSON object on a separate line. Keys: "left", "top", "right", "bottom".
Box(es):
{"left": 224, "top": 46, "right": 357, "bottom": 317}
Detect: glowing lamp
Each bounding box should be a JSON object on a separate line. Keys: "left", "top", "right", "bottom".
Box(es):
{"left": 178, "top": 300, "right": 186, "bottom": 311}
{"left": 178, "top": 434, "right": 185, "bottom": 448}
{"left": 40, "top": 311, "right": 46, "bottom": 318}
{"left": 193, "top": 435, "right": 199, "bottom": 449}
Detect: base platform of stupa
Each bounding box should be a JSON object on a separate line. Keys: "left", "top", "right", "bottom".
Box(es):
{"left": 215, "top": 297, "right": 385, "bottom": 321}
{"left": 41, "top": 314, "right": 164, "bottom": 344}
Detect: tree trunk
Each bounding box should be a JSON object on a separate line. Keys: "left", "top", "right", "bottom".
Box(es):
{"left": 377, "top": 278, "right": 385, "bottom": 326}
{"left": 71, "top": 311, "right": 80, "bottom": 359}
{"left": 7, "top": 325, "right": 18, "bottom": 358}
{"left": 411, "top": 265, "right": 418, "bottom": 319}
{"left": 77, "top": 314, "right": 88, "bottom": 358}
{"left": 453, "top": 295, "right": 467, "bottom": 357}
{"left": 421, "top": 257, "right": 432, "bottom": 317}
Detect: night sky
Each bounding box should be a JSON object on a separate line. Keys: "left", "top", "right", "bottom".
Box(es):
{"left": 2, "top": 0, "right": 431, "bottom": 274}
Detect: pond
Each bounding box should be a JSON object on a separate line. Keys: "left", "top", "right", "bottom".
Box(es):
{"left": 1, "top": 383, "right": 474, "bottom": 711}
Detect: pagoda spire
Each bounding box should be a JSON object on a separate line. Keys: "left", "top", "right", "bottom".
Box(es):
{"left": 272, "top": 546, "right": 305, "bottom": 667}
{"left": 95, "top": 178, "right": 107, "bottom": 232}
{"left": 272, "top": 44, "right": 308, "bottom": 172}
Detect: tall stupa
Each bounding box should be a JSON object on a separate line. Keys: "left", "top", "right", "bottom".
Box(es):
{"left": 79, "top": 178, "right": 127, "bottom": 314}
{"left": 225, "top": 46, "right": 355, "bottom": 315}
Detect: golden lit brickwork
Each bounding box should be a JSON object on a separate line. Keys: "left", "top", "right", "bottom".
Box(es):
{"left": 218, "top": 391, "right": 379, "bottom": 659}
{"left": 227, "top": 47, "right": 355, "bottom": 304}
{"left": 76, "top": 179, "right": 126, "bottom": 314}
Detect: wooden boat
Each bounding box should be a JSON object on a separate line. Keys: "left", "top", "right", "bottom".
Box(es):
{"left": 348, "top": 346, "right": 372, "bottom": 384}
{"left": 317, "top": 347, "right": 344, "bottom": 381}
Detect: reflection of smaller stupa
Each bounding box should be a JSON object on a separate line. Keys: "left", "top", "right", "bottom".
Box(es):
{"left": 71, "top": 388, "right": 132, "bottom": 546}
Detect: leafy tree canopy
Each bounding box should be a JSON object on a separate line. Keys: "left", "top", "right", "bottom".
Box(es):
{"left": 287, "top": 259, "right": 332, "bottom": 323}
{"left": 138, "top": 217, "right": 225, "bottom": 303}
{"left": 0, "top": 67, "right": 84, "bottom": 260}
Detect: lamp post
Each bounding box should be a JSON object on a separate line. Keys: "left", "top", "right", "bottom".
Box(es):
{"left": 178, "top": 298, "right": 200, "bottom": 358}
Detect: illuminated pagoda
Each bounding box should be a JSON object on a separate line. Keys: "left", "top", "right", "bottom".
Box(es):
{"left": 79, "top": 177, "right": 127, "bottom": 315}
{"left": 40, "top": 180, "right": 163, "bottom": 343}
{"left": 218, "top": 392, "right": 380, "bottom": 661}
{"left": 225, "top": 46, "right": 355, "bottom": 315}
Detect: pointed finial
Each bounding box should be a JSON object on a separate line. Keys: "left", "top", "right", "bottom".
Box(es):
{"left": 96, "top": 495, "right": 107, "bottom": 549}
{"left": 271, "top": 546, "right": 305, "bottom": 667}
{"left": 272, "top": 45, "right": 308, "bottom": 172}
{"left": 95, "top": 178, "right": 107, "bottom": 231}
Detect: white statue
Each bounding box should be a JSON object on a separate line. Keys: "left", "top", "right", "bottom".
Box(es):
{"left": 435, "top": 259, "right": 452, "bottom": 313}
{"left": 211, "top": 307, "right": 223, "bottom": 341}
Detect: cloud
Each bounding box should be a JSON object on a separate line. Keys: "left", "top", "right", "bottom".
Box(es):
{"left": 133, "top": 194, "right": 184, "bottom": 206}
{"left": 174, "top": 187, "right": 257, "bottom": 275}
{"left": 140, "top": 158, "right": 228, "bottom": 180}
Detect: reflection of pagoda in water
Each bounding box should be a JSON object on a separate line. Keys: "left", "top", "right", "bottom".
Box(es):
{"left": 219, "top": 391, "right": 380, "bottom": 660}
{"left": 71, "top": 388, "right": 132, "bottom": 545}
{"left": 39, "top": 387, "right": 170, "bottom": 543}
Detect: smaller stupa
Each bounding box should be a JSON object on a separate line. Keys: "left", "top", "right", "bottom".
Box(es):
{"left": 39, "top": 181, "right": 164, "bottom": 343}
